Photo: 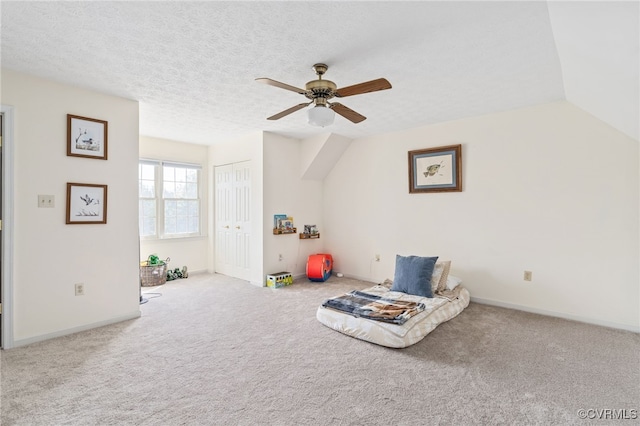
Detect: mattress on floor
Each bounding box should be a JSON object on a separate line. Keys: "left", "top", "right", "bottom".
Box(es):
{"left": 317, "top": 285, "right": 470, "bottom": 348}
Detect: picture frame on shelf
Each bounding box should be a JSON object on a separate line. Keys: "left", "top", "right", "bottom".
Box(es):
{"left": 408, "top": 144, "right": 462, "bottom": 193}
{"left": 274, "top": 214, "right": 287, "bottom": 229}
{"left": 303, "top": 225, "right": 318, "bottom": 235}
{"left": 66, "top": 182, "right": 108, "bottom": 224}
{"left": 280, "top": 218, "right": 294, "bottom": 231}
{"left": 67, "top": 114, "right": 108, "bottom": 160}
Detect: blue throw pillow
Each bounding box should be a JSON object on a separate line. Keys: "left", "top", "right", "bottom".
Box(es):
{"left": 390, "top": 255, "right": 439, "bottom": 298}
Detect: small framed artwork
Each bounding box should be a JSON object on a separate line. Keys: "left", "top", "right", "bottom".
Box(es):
{"left": 273, "top": 214, "right": 287, "bottom": 229}
{"left": 67, "top": 114, "right": 108, "bottom": 160}
{"left": 66, "top": 183, "right": 108, "bottom": 224}
{"left": 280, "top": 218, "right": 294, "bottom": 231}
{"left": 303, "top": 225, "right": 318, "bottom": 235}
{"left": 408, "top": 144, "right": 462, "bottom": 193}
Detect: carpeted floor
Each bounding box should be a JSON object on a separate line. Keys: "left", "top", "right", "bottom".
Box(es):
{"left": 1, "top": 273, "right": 638, "bottom": 425}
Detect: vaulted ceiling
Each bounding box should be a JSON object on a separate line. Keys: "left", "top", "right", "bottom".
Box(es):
{"left": 1, "top": 1, "right": 637, "bottom": 144}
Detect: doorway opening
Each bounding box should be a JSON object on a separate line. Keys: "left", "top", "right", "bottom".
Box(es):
{"left": 1, "top": 105, "right": 15, "bottom": 349}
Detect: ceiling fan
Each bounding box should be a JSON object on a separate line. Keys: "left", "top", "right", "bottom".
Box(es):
{"left": 256, "top": 63, "right": 392, "bottom": 127}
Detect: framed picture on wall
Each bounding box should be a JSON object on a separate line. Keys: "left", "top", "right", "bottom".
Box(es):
{"left": 408, "top": 144, "right": 462, "bottom": 193}
{"left": 67, "top": 114, "right": 108, "bottom": 160}
{"left": 274, "top": 214, "right": 287, "bottom": 229}
{"left": 66, "top": 183, "right": 108, "bottom": 224}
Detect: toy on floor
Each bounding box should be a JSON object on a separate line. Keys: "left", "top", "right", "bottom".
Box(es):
{"left": 266, "top": 272, "right": 293, "bottom": 288}
{"left": 306, "top": 253, "right": 333, "bottom": 282}
{"left": 167, "top": 266, "right": 189, "bottom": 281}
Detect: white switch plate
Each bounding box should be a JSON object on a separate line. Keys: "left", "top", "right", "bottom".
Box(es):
{"left": 38, "top": 195, "right": 55, "bottom": 208}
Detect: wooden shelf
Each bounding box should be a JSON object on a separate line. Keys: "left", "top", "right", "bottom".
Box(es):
{"left": 299, "top": 233, "right": 320, "bottom": 239}
{"left": 273, "top": 227, "right": 297, "bottom": 235}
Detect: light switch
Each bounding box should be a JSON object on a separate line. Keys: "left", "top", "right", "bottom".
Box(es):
{"left": 38, "top": 194, "right": 55, "bottom": 208}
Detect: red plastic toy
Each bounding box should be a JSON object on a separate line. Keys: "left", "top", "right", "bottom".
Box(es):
{"left": 306, "top": 253, "right": 333, "bottom": 282}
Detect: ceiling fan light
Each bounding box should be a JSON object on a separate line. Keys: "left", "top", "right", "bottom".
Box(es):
{"left": 308, "top": 105, "right": 335, "bottom": 127}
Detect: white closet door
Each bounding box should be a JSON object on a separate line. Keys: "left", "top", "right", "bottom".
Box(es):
{"left": 214, "top": 161, "right": 251, "bottom": 280}
{"left": 214, "top": 164, "right": 233, "bottom": 276}
{"left": 232, "top": 162, "right": 251, "bottom": 280}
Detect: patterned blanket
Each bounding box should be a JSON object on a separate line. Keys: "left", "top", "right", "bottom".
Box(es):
{"left": 322, "top": 290, "right": 425, "bottom": 325}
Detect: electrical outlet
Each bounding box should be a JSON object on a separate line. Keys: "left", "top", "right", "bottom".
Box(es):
{"left": 375, "top": 254, "right": 381, "bottom": 262}
{"left": 75, "top": 283, "right": 84, "bottom": 296}
{"left": 278, "top": 254, "right": 283, "bottom": 261}
{"left": 523, "top": 271, "right": 532, "bottom": 281}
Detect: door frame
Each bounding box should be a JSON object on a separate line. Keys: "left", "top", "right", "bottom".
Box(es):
{"left": 1, "top": 105, "right": 15, "bottom": 349}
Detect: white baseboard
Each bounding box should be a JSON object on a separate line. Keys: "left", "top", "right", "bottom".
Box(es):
{"left": 471, "top": 296, "right": 640, "bottom": 333}
{"left": 292, "top": 273, "right": 377, "bottom": 283}
{"left": 336, "top": 273, "right": 377, "bottom": 284}
{"left": 177, "top": 269, "right": 207, "bottom": 276}
{"left": 12, "top": 311, "right": 142, "bottom": 348}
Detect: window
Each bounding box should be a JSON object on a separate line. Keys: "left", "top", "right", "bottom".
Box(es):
{"left": 138, "top": 160, "right": 201, "bottom": 238}
{"left": 139, "top": 161, "right": 157, "bottom": 237}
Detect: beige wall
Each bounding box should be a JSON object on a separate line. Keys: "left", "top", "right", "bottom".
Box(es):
{"left": 262, "top": 132, "right": 324, "bottom": 278}
{"left": 208, "top": 131, "right": 325, "bottom": 285}
{"left": 139, "top": 136, "right": 209, "bottom": 273}
{"left": 323, "top": 101, "right": 639, "bottom": 331}
{"left": 2, "top": 70, "right": 141, "bottom": 345}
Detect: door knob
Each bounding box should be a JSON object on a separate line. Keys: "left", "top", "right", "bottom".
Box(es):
{"left": 224, "top": 225, "right": 229, "bottom": 229}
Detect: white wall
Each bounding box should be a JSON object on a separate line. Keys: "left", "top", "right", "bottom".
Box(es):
{"left": 323, "top": 101, "right": 639, "bottom": 331}
{"left": 139, "top": 136, "right": 209, "bottom": 273}
{"left": 299, "top": 133, "right": 352, "bottom": 180}
{"left": 2, "top": 70, "right": 141, "bottom": 345}
{"left": 263, "top": 132, "right": 324, "bottom": 279}
{"left": 548, "top": 1, "right": 639, "bottom": 141}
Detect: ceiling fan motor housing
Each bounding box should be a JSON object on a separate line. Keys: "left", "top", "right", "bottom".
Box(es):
{"left": 305, "top": 63, "right": 336, "bottom": 105}
{"left": 305, "top": 79, "right": 336, "bottom": 102}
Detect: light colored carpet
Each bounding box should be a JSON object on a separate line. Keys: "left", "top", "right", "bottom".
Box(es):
{"left": 1, "top": 273, "right": 638, "bottom": 425}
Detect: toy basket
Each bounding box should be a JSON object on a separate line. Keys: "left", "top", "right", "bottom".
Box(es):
{"left": 140, "top": 257, "right": 169, "bottom": 287}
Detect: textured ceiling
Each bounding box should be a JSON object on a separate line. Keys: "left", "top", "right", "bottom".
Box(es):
{"left": 0, "top": 1, "right": 621, "bottom": 145}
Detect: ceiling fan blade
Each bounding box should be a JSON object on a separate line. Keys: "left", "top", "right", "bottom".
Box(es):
{"left": 256, "top": 78, "right": 307, "bottom": 95}
{"left": 334, "top": 78, "right": 392, "bottom": 98}
{"left": 267, "top": 102, "right": 311, "bottom": 120}
{"left": 330, "top": 103, "right": 367, "bottom": 123}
